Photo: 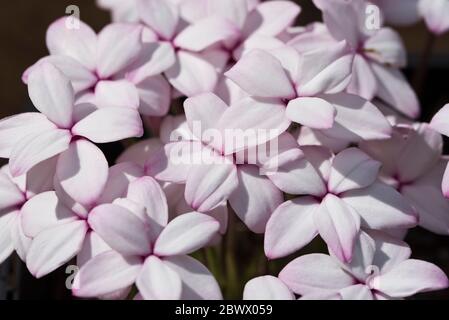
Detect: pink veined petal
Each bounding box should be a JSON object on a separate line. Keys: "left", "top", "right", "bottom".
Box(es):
{"left": 342, "top": 230, "right": 376, "bottom": 283}
{"left": 166, "top": 51, "right": 218, "bottom": 98}
{"left": 371, "top": 259, "right": 449, "bottom": 298}
{"left": 137, "top": 0, "right": 179, "bottom": 41}
{"left": 163, "top": 255, "right": 223, "bottom": 300}
{"left": 264, "top": 197, "right": 320, "bottom": 259}
{"left": 174, "top": 16, "right": 239, "bottom": 52}
{"left": 225, "top": 49, "right": 295, "bottom": 99}
{"left": 20, "top": 191, "right": 77, "bottom": 238}
{"left": 88, "top": 204, "right": 152, "bottom": 257}
{"left": 73, "top": 250, "right": 142, "bottom": 298}
{"left": 117, "top": 138, "right": 163, "bottom": 167}
{"left": 328, "top": 148, "right": 381, "bottom": 194}
{"left": 339, "top": 284, "right": 374, "bottom": 300}
{"left": 296, "top": 41, "right": 353, "bottom": 96}
{"left": 430, "top": 103, "right": 449, "bottom": 137}
{"left": 72, "top": 107, "right": 143, "bottom": 143}
{"left": 320, "top": 92, "right": 392, "bottom": 142}
{"left": 27, "top": 62, "right": 75, "bottom": 129}
{"left": 370, "top": 62, "right": 420, "bottom": 119}
{"left": 56, "top": 140, "right": 108, "bottom": 208}
{"left": 136, "top": 75, "right": 172, "bottom": 117}
{"left": 315, "top": 194, "right": 361, "bottom": 263}
{"left": 229, "top": 165, "right": 283, "bottom": 234}
{"left": 347, "top": 54, "right": 377, "bottom": 100}
{"left": 98, "top": 162, "right": 144, "bottom": 204}
{"left": 9, "top": 129, "right": 71, "bottom": 177}
{"left": 94, "top": 80, "right": 140, "bottom": 109}
{"left": 0, "top": 212, "right": 15, "bottom": 264}
{"left": 23, "top": 55, "right": 97, "bottom": 93}
{"left": 364, "top": 28, "right": 407, "bottom": 68}
{"left": 0, "top": 113, "right": 56, "bottom": 158}
{"left": 218, "top": 97, "right": 290, "bottom": 155}
{"left": 96, "top": 23, "right": 143, "bottom": 79}
{"left": 279, "top": 253, "right": 356, "bottom": 296}
{"left": 25, "top": 156, "right": 58, "bottom": 198}
{"left": 286, "top": 97, "right": 336, "bottom": 130}
{"left": 76, "top": 230, "right": 111, "bottom": 267}
{"left": 303, "top": 145, "right": 334, "bottom": 182}
{"left": 127, "top": 176, "right": 169, "bottom": 228}
{"left": 184, "top": 93, "right": 228, "bottom": 135}
{"left": 154, "top": 212, "right": 220, "bottom": 256}
{"left": 418, "top": 0, "right": 449, "bottom": 35}
{"left": 26, "top": 220, "right": 88, "bottom": 278}
{"left": 341, "top": 182, "right": 418, "bottom": 230}
{"left": 243, "top": 1, "right": 301, "bottom": 38}
{"left": 10, "top": 213, "right": 32, "bottom": 261}
{"left": 185, "top": 159, "right": 239, "bottom": 212}
{"left": 136, "top": 255, "right": 182, "bottom": 300}
{"left": 46, "top": 17, "right": 97, "bottom": 71}
{"left": 243, "top": 276, "right": 295, "bottom": 300}
{"left": 0, "top": 171, "right": 25, "bottom": 210}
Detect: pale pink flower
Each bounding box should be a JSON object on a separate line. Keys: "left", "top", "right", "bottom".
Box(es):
{"left": 137, "top": 0, "right": 240, "bottom": 97}
{"left": 360, "top": 123, "right": 449, "bottom": 235}
{"left": 146, "top": 93, "right": 285, "bottom": 233}
{"left": 225, "top": 46, "right": 392, "bottom": 142}
{"left": 243, "top": 275, "right": 295, "bottom": 300}
{"left": 72, "top": 178, "right": 222, "bottom": 300}
{"left": 265, "top": 147, "right": 418, "bottom": 262}
{"left": 22, "top": 140, "right": 144, "bottom": 278}
{"left": 0, "top": 63, "right": 143, "bottom": 177}
{"left": 22, "top": 17, "right": 149, "bottom": 110}
{"left": 430, "top": 104, "right": 449, "bottom": 197}
{"left": 279, "top": 230, "right": 449, "bottom": 300}
{"left": 0, "top": 159, "right": 56, "bottom": 264}
{"left": 296, "top": 0, "right": 420, "bottom": 118}
{"left": 418, "top": 0, "right": 449, "bottom": 35}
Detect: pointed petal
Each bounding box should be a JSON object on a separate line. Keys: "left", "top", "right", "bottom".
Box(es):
{"left": 328, "top": 148, "right": 381, "bottom": 194}
{"left": 136, "top": 255, "right": 182, "bottom": 300}
{"left": 21, "top": 191, "right": 77, "bottom": 238}
{"left": 229, "top": 165, "right": 283, "bottom": 234}
{"left": 372, "top": 260, "right": 449, "bottom": 298}
{"left": 265, "top": 197, "right": 319, "bottom": 259}
{"left": 73, "top": 250, "right": 142, "bottom": 298}
{"left": 164, "top": 255, "right": 223, "bottom": 300}
{"left": 225, "top": 49, "right": 295, "bottom": 98}
{"left": 341, "top": 182, "right": 418, "bottom": 229}
{"left": 10, "top": 129, "right": 71, "bottom": 177}
{"left": 137, "top": 0, "right": 179, "bottom": 40}
{"left": 430, "top": 103, "right": 449, "bottom": 137}
{"left": 174, "top": 17, "right": 238, "bottom": 52}
{"left": 72, "top": 107, "right": 143, "bottom": 143}
{"left": 96, "top": 23, "right": 143, "bottom": 78}
{"left": 46, "top": 17, "right": 97, "bottom": 70}
{"left": 26, "top": 220, "right": 88, "bottom": 278}
{"left": 286, "top": 97, "right": 336, "bottom": 129}
{"left": 279, "top": 253, "right": 356, "bottom": 295}
{"left": 154, "top": 212, "right": 219, "bottom": 256}
{"left": 56, "top": 140, "right": 108, "bottom": 207}
{"left": 166, "top": 51, "right": 218, "bottom": 97}
{"left": 88, "top": 204, "right": 152, "bottom": 256}
{"left": 27, "top": 63, "right": 74, "bottom": 128}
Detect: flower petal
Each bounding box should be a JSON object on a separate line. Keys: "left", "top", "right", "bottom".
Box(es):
{"left": 265, "top": 197, "right": 319, "bottom": 259}
{"left": 154, "top": 212, "right": 219, "bottom": 256}
{"left": 286, "top": 97, "right": 336, "bottom": 129}
{"left": 243, "top": 276, "right": 295, "bottom": 300}
{"left": 138, "top": 0, "right": 179, "bottom": 40}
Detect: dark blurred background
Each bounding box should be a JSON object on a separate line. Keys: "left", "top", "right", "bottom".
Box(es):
{"left": 0, "top": 0, "right": 449, "bottom": 300}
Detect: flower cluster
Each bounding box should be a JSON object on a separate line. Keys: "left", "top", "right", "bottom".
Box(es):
{"left": 1, "top": 0, "right": 449, "bottom": 300}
